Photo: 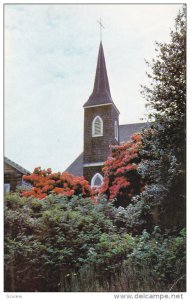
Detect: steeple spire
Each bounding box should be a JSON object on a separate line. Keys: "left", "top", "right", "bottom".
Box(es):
{"left": 83, "top": 42, "right": 113, "bottom": 107}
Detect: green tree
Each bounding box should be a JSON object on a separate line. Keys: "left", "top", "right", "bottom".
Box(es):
{"left": 139, "top": 6, "right": 186, "bottom": 230}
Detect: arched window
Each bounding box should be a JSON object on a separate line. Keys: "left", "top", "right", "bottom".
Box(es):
{"left": 115, "top": 120, "right": 118, "bottom": 141}
{"left": 91, "top": 173, "right": 103, "bottom": 187}
{"left": 92, "top": 116, "right": 103, "bottom": 137}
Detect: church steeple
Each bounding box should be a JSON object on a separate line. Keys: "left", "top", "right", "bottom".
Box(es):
{"left": 83, "top": 42, "right": 113, "bottom": 107}
{"left": 83, "top": 41, "right": 120, "bottom": 185}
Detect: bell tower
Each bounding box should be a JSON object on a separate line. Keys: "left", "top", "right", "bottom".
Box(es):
{"left": 83, "top": 42, "right": 120, "bottom": 186}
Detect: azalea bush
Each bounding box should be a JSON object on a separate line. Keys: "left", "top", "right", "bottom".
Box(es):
{"left": 21, "top": 167, "right": 92, "bottom": 199}
{"left": 100, "top": 133, "right": 145, "bottom": 207}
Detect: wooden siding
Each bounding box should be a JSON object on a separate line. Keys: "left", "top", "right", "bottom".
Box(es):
{"left": 4, "top": 162, "right": 25, "bottom": 192}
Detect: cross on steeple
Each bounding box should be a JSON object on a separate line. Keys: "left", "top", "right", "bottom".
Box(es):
{"left": 97, "top": 18, "right": 104, "bottom": 41}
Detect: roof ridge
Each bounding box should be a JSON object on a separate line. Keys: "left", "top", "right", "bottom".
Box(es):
{"left": 119, "top": 122, "right": 148, "bottom": 126}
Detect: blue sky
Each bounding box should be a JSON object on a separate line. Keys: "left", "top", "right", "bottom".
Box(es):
{"left": 4, "top": 3, "right": 182, "bottom": 172}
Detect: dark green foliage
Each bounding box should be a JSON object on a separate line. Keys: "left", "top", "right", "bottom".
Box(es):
{"left": 4, "top": 193, "right": 186, "bottom": 292}
{"left": 4, "top": 193, "right": 125, "bottom": 291}
{"left": 139, "top": 6, "right": 186, "bottom": 230}
{"left": 114, "top": 196, "right": 153, "bottom": 235}
{"left": 126, "top": 227, "right": 186, "bottom": 291}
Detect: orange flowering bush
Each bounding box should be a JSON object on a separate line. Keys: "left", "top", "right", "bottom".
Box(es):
{"left": 21, "top": 167, "right": 92, "bottom": 199}
{"left": 100, "top": 133, "right": 145, "bottom": 207}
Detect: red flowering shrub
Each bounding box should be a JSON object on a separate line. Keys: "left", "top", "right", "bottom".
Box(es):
{"left": 21, "top": 167, "right": 92, "bottom": 199}
{"left": 100, "top": 133, "right": 145, "bottom": 207}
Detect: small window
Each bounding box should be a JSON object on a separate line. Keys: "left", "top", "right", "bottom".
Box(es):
{"left": 4, "top": 183, "right": 10, "bottom": 193}
{"left": 91, "top": 173, "right": 103, "bottom": 187}
{"left": 92, "top": 116, "right": 103, "bottom": 137}
{"left": 115, "top": 120, "right": 118, "bottom": 141}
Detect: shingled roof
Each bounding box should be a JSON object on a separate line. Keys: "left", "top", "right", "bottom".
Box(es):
{"left": 4, "top": 156, "right": 31, "bottom": 175}
{"left": 65, "top": 122, "right": 149, "bottom": 176}
{"left": 65, "top": 153, "right": 83, "bottom": 177}
{"left": 119, "top": 122, "right": 149, "bottom": 143}
{"left": 83, "top": 42, "right": 114, "bottom": 108}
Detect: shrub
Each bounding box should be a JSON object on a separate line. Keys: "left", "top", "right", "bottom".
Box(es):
{"left": 4, "top": 193, "right": 186, "bottom": 292}
{"left": 21, "top": 167, "right": 92, "bottom": 199}
{"left": 100, "top": 133, "right": 145, "bottom": 207}
{"left": 4, "top": 193, "right": 127, "bottom": 291}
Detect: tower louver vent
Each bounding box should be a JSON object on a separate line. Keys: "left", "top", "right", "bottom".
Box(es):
{"left": 95, "top": 118, "right": 101, "bottom": 135}
{"left": 92, "top": 116, "right": 103, "bottom": 136}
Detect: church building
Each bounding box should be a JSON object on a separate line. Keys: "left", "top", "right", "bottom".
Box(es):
{"left": 66, "top": 41, "right": 148, "bottom": 186}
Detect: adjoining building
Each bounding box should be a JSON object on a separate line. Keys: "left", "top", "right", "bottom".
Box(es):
{"left": 4, "top": 156, "right": 31, "bottom": 193}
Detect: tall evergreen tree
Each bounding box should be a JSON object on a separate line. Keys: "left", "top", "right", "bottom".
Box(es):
{"left": 140, "top": 6, "right": 186, "bottom": 230}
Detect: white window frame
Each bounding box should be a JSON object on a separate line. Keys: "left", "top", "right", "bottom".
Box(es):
{"left": 92, "top": 116, "right": 103, "bottom": 137}
{"left": 115, "top": 120, "right": 118, "bottom": 141}
{"left": 91, "top": 173, "right": 103, "bottom": 187}
{"left": 4, "top": 183, "right": 10, "bottom": 193}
